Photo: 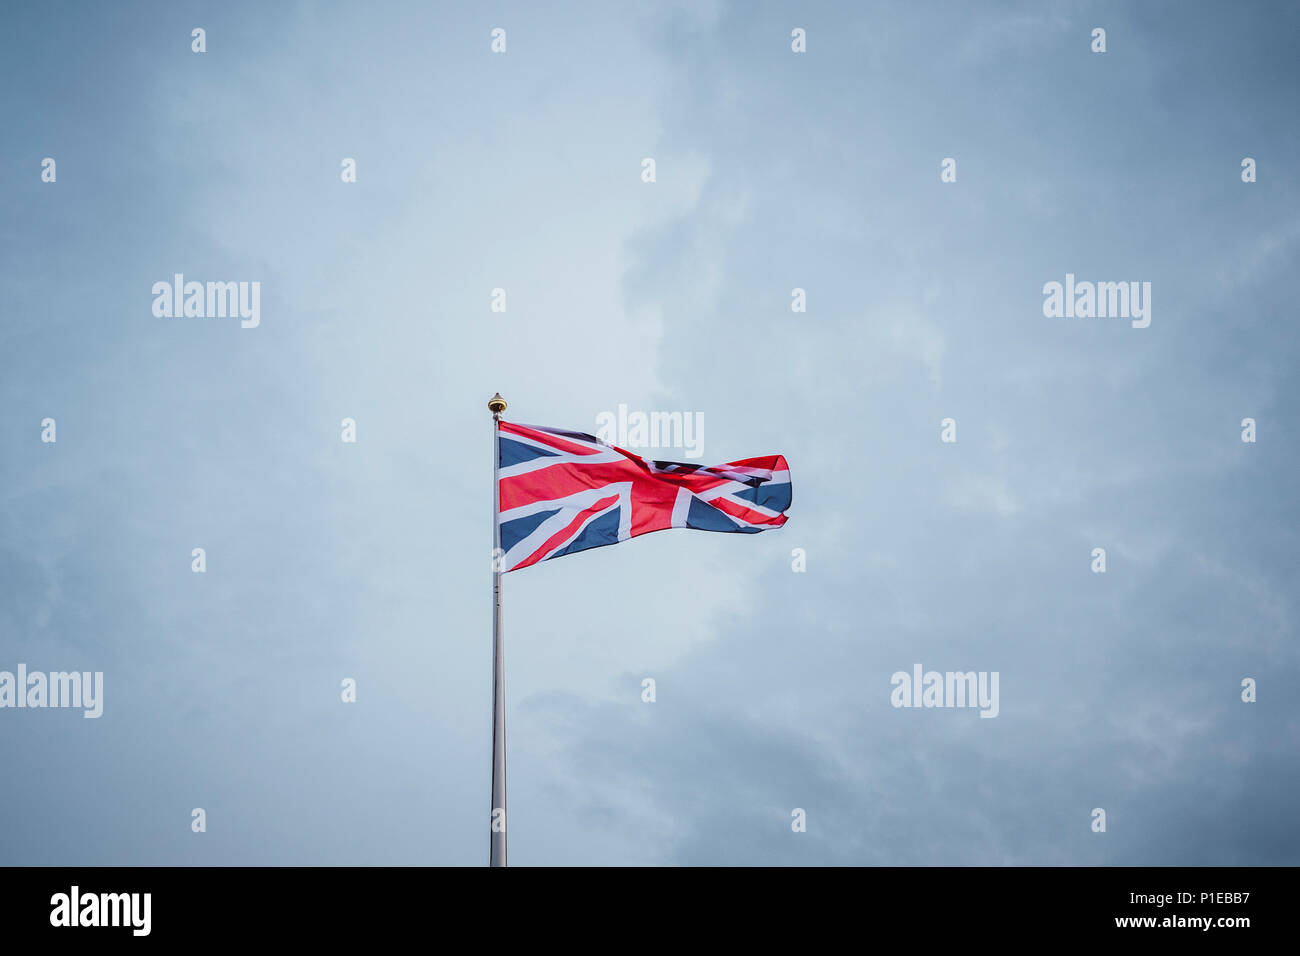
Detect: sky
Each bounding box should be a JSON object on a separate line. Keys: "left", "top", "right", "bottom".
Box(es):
{"left": 1, "top": 0, "right": 1297, "bottom": 865}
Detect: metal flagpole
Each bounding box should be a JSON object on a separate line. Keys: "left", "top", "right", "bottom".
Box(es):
{"left": 488, "top": 392, "right": 508, "bottom": 867}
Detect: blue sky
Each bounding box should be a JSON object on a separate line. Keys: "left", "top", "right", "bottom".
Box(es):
{"left": 1, "top": 0, "right": 1297, "bottom": 865}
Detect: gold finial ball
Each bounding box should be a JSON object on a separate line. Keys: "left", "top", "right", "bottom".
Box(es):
{"left": 488, "top": 393, "right": 507, "bottom": 414}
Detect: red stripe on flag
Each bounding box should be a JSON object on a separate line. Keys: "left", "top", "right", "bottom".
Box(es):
{"left": 709, "top": 496, "right": 789, "bottom": 526}
{"left": 500, "top": 459, "right": 640, "bottom": 511}
{"left": 500, "top": 421, "right": 603, "bottom": 457}
{"left": 511, "top": 493, "right": 620, "bottom": 571}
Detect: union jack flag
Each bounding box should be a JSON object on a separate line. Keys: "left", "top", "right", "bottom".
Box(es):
{"left": 496, "top": 420, "right": 791, "bottom": 572}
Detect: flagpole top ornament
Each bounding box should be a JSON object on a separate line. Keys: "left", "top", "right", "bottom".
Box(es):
{"left": 488, "top": 393, "right": 507, "bottom": 416}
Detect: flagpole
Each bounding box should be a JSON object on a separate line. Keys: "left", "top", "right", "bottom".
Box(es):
{"left": 488, "top": 392, "right": 508, "bottom": 867}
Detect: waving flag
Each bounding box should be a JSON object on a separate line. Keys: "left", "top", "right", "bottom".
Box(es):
{"left": 496, "top": 420, "right": 791, "bottom": 572}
